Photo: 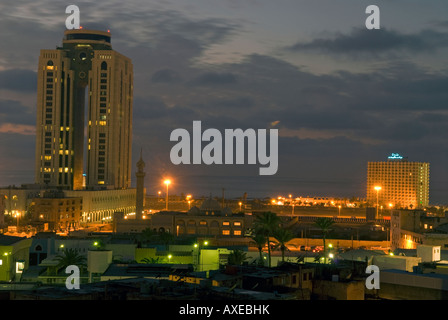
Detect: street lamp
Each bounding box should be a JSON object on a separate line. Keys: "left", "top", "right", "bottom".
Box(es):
{"left": 374, "top": 186, "right": 382, "bottom": 219}
{"left": 187, "top": 195, "right": 192, "bottom": 210}
{"left": 164, "top": 179, "right": 171, "bottom": 211}
{"left": 238, "top": 202, "right": 242, "bottom": 212}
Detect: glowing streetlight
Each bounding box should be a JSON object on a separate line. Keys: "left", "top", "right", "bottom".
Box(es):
{"left": 239, "top": 202, "right": 242, "bottom": 212}
{"left": 186, "top": 195, "right": 192, "bottom": 210}
{"left": 164, "top": 179, "right": 171, "bottom": 210}
{"left": 374, "top": 186, "right": 382, "bottom": 219}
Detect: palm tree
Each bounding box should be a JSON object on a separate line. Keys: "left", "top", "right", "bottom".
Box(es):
{"left": 55, "top": 248, "right": 86, "bottom": 273}
{"left": 273, "top": 228, "right": 295, "bottom": 262}
{"left": 227, "top": 249, "right": 248, "bottom": 266}
{"left": 158, "top": 231, "right": 175, "bottom": 250}
{"left": 254, "top": 211, "right": 281, "bottom": 267}
{"left": 141, "top": 257, "right": 161, "bottom": 264}
{"left": 251, "top": 232, "right": 266, "bottom": 266}
{"left": 314, "top": 217, "right": 334, "bottom": 263}
{"left": 137, "top": 228, "right": 154, "bottom": 247}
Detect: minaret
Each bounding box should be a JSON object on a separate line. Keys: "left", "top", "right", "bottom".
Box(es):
{"left": 135, "top": 149, "right": 145, "bottom": 219}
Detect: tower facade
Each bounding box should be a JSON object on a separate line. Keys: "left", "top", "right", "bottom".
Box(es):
{"left": 35, "top": 29, "right": 133, "bottom": 190}
{"left": 135, "top": 150, "right": 146, "bottom": 219}
{"left": 367, "top": 154, "right": 430, "bottom": 209}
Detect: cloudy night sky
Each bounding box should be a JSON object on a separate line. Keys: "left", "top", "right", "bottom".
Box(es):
{"left": 0, "top": 0, "right": 447, "bottom": 203}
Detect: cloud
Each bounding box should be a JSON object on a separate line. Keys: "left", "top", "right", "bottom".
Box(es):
{"left": 287, "top": 27, "right": 448, "bottom": 57}
{"left": 151, "top": 69, "right": 182, "bottom": 83}
{"left": 0, "top": 69, "right": 36, "bottom": 92}
{"left": 190, "top": 72, "right": 238, "bottom": 86}
{"left": 0, "top": 99, "right": 35, "bottom": 126}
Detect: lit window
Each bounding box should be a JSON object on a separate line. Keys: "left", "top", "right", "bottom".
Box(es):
{"left": 222, "top": 230, "right": 230, "bottom": 235}
{"left": 16, "top": 261, "right": 25, "bottom": 274}
{"left": 234, "top": 230, "right": 242, "bottom": 236}
{"left": 223, "top": 221, "right": 230, "bottom": 226}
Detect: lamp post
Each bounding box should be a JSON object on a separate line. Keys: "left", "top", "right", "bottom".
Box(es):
{"left": 164, "top": 179, "right": 171, "bottom": 211}
{"left": 374, "top": 186, "right": 382, "bottom": 219}
{"left": 238, "top": 202, "right": 242, "bottom": 212}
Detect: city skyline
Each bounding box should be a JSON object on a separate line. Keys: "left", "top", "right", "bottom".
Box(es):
{"left": 1, "top": 1, "right": 448, "bottom": 203}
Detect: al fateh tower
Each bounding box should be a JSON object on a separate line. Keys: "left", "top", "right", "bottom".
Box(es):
{"left": 35, "top": 29, "right": 133, "bottom": 191}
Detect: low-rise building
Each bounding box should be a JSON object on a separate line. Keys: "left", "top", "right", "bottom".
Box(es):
{"left": 33, "top": 190, "right": 83, "bottom": 231}
{"left": 0, "top": 235, "right": 32, "bottom": 281}
{"left": 150, "top": 198, "right": 247, "bottom": 237}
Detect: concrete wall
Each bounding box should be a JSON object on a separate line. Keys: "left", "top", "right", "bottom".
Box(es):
{"left": 313, "top": 279, "right": 365, "bottom": 300}
{"left": 88, "top": 250, "right": 112, "bottom": 274}
{"left": 373, "top": 255, "right": 421, "bottom": 272}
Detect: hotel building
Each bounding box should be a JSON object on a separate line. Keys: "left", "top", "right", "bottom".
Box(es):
{"left": 30, "top": 29, "right": 136, "bottom": 225}
{"left": 35, "top": 29, "right": 133, "bottom": 190}
{"left": 367, "top": 154, "right": 430, "bottom": 209}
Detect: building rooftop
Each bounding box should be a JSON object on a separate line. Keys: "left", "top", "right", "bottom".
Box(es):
{"left": 102, "top": 263, "right": 193, "bottom": 278}
{"left": 0, "top": 235, "right": 27, "bottom": 246}
{"left": 381, "top": 269, "right": 448, "bottom": 291}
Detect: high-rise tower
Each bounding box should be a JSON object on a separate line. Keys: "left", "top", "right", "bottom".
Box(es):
{"left": 367, "top": 153, "right": 430, "bottom": 209}
{"left": 35, "top": 29, "right": 133, "bottom": 190}
{"left": 135, "top": 149, "right": 146, "bottom": 220}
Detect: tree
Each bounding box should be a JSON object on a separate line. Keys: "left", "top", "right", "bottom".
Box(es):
{"left": 254, "top": 211, "right": 281, "bottom": 267}
{"left": 314, "top": 217, "right": 334, "bottom": 263}
{"left": 137, "top": 228, "right": 154, "bottom": 247}
{"left": 251, "top": 232, "right": 266, "bottom": 266}
{"left": 55, "top": 248, "right": 86, "bottom": 274}
{"left": 227, "top": 249, "right": 248, "bottom": 266}
{"left": 159, "top": 231, "right": 175, "bottom": 250}
{"left": 141, "top": 257, "right": 161, "bottom": 264}
{"left": 273, "top": 228, "right": 295, "bottom": 262}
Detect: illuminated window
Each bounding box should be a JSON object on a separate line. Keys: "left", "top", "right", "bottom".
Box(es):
{"left": 16, "top": 261, "right": 25, "bottom": 274}
{"left": 234, "top": 230, "right": 242, "bottom": 236}
{"left": 234, "top": 222, "right": 241, "bottom": 226}
{"left": 222, "top": 230, "right": 230, "bottom": 235}
{"left": 223, "top": 221, "right": 230, "bottom": 226}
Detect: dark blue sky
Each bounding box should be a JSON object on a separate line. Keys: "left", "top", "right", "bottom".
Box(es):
{"left": 0, "top": 0, "right": 447, "bottom": 203}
